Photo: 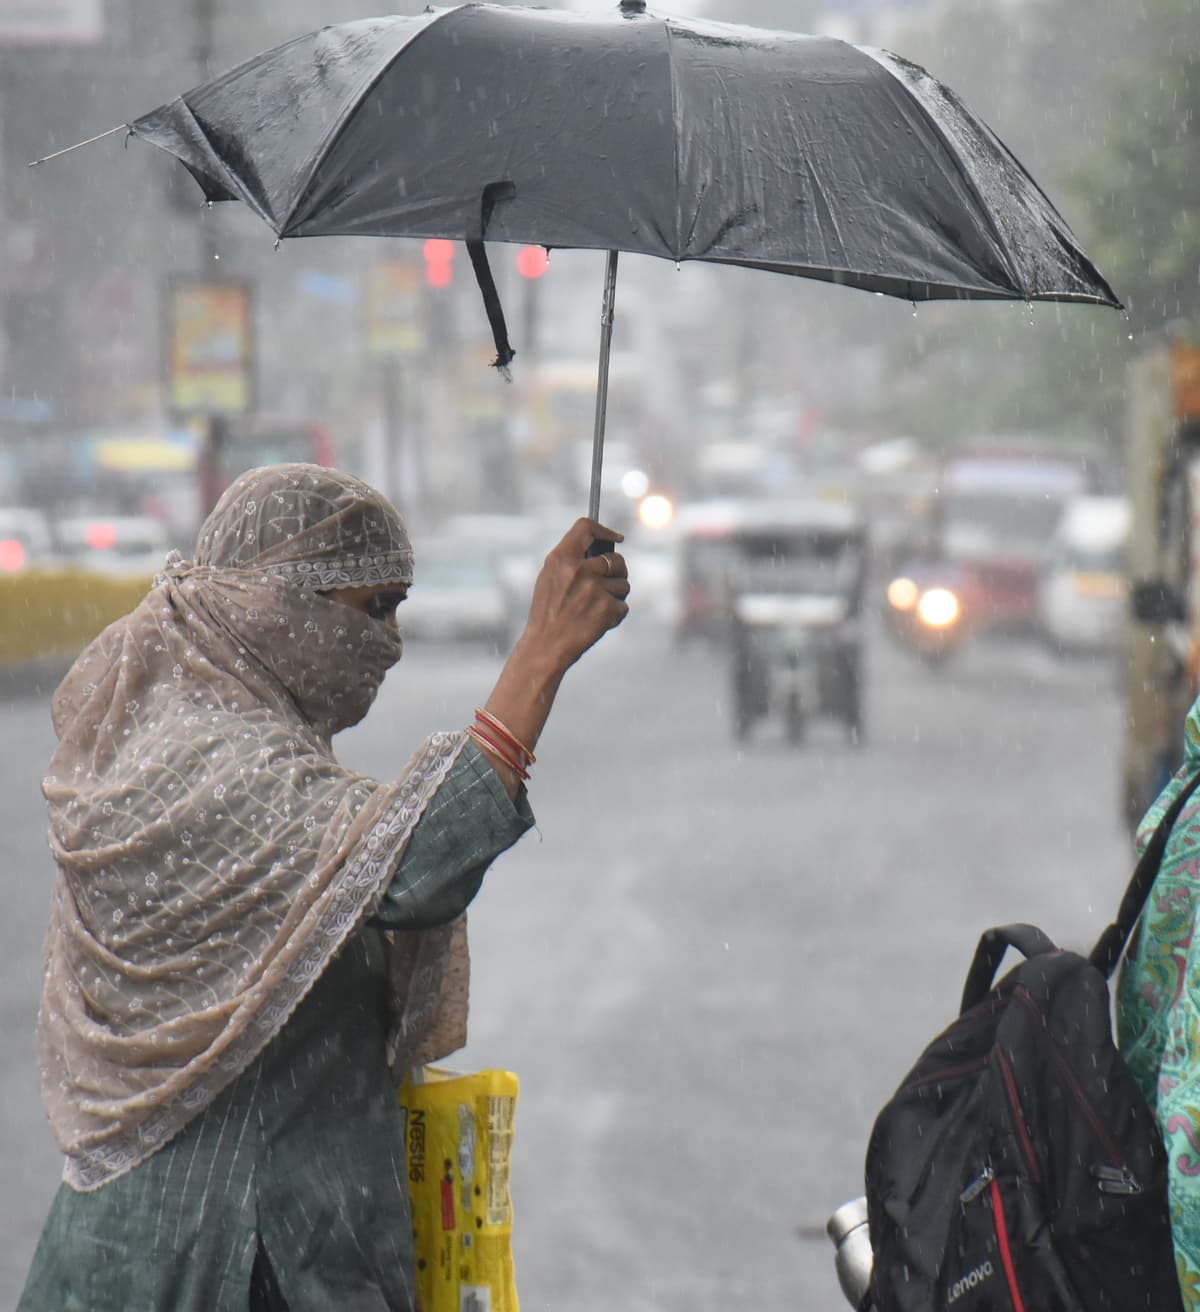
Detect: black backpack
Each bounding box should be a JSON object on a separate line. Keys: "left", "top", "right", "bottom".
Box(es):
{"left": 864, "top": 776, "right": 1200, "bottom": 1312}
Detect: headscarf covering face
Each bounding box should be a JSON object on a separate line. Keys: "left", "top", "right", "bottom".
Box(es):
{"left": 39, "top": 464, "right": 470, "bottom": 1191}
{"left": 192, "top": 465, "right": 413, "bottom": 733}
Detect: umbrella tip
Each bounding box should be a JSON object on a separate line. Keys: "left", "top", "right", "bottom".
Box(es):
{"left": 619, "top": 0, "right": 647, "bottom": 13}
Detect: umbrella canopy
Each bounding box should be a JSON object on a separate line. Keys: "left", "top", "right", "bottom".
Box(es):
{"left": 128, "top": 1, "right": 1118, "bottom": 309}
{"left": 114, "top": 0, "right": 1121, "bottom": 527}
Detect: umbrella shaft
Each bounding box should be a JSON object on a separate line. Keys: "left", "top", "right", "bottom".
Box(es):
{"left": 588, "top": 249, "right": 620, "bottom": 523}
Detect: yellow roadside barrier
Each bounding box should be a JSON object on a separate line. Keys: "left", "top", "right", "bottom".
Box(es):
{"left": 0, "top": 570, "right": 153, "bottom": 667}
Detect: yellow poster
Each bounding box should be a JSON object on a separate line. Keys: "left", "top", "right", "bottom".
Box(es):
{"left": 168, "top": 280, "right": 252, "bottom": 416}
{"left": 366, "top": 261, "right": 426, "bottom": 356}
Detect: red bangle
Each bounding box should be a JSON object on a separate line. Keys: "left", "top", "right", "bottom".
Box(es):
{"left": 474, "top": 707, "right": 535, "bottom": 766}
{"left": 466, "top": 724, "right": 530, "bottom": 781}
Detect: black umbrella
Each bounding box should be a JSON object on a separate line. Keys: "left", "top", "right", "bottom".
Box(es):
{"left": 59, "top": 1, "right": 1121, "bottom": 524}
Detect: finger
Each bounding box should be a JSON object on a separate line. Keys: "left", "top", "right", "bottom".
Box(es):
{"left": 588, "top": 551, "right": 628, "bottom": 579}
{"left": 587, "top": 520, "right": 625, "bottom": 544}
{"left": 558, "top": 518, "right": 604, "bottom": 557}
{"left": 575, "top": 518, "right": 624, "bottom": 552}
{"left": 558, "top": 520, "right": 626, "bottom": 563}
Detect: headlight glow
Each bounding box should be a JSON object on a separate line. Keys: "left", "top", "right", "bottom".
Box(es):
{"left": 621, "top": 468, "right": 651, "bottom": 499}
{"left": 887, "top": 576, "right": 920, "bottom": 611}
{"left": 638, "top": 494, "right": 675, "bottom": 530}
{"left": 917, "top": 587, "right": 961, "bottom": 628}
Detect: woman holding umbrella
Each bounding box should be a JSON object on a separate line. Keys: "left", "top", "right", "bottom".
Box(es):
{"left": 18, "top": 462, "right": 629, "bottom": 1311}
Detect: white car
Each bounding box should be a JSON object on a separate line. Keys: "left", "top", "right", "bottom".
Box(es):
{"left": 621, "top": 525, "right": 680, "bottom": 627}
{"left": 0, "top": 507, "right": 54, "bottom": 573}
{"left": 401, "top": 537, "right": 512, "bottom": 650}
{"left": 1039, "top": 496, "right": 1130, "bottom": 654}
{"left": 55, "top": 515, "right": 170, "bottom": 578}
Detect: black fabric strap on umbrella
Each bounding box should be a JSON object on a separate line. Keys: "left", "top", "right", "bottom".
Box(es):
{"left": 466, "top": 180, "right": 517, "bottom": 376}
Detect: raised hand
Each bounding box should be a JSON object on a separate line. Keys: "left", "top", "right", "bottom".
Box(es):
{"left": 473, "top": 519, "right": 631, "bottom": 797}
{"left": 521, "top": 519, "right": 630, "bottom": 669}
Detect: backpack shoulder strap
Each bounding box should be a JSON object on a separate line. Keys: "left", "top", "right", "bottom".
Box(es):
{"left": 1089, "top": 772, "right": 1200, "bottom": 978}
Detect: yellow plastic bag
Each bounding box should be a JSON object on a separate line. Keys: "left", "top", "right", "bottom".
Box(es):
{"left": 398, "top": 1066, "right": 520, "bottom": 1312}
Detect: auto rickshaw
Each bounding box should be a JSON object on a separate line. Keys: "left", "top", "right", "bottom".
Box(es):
{"left": 726, "top": 501, "right": 868, "bottom": 745}
{"left": 671, "top": 499, "right": 744, "bottom": 646}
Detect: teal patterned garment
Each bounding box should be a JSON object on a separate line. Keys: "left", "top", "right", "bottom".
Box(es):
{"left": 19, "top": 743, "right": 533, "bottom": 1312}
{"left": 1118, "top": 696, "right": 1200, "bottom": 1311}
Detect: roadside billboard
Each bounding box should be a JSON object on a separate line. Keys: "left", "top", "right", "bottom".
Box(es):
{"left": 365, "top": 261, "right": 426, "bottom": 356}
{"left": 166, "top": 279, "right": 253, "bottom": 418}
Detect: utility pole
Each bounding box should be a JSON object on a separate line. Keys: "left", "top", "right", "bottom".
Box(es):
{"left": 191, "top": 0, "right": 230, "bottom": 518}
{"left": 192, "top": 0, "right": 218, "bottom": 270}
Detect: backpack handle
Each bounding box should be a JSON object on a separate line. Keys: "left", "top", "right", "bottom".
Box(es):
{"left": 960, "top": 924, "right": 1060, "bottom": 1014}
{"left": 1089, "top": 771, "right": 1200, "bottom": 978}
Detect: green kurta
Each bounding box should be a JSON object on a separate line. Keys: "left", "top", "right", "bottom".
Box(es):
{"left": 19, "top": 743, "right": 533, "bottom": 1312}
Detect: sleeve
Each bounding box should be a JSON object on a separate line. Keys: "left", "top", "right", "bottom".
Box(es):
{"left": 1118, "top": 782, "right": 1200, "bottom": 1309}
{"left": 1155, "top": 1053, "right": 1200, "bottom": 1308}
{"left": 369, "top": 741, "right": 535, "bottom": 930}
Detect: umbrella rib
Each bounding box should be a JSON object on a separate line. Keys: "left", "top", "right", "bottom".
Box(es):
{"left": 862, "top": 49, "right": 1029, "bottom": 300}
{"left": 27, "top": 123, "right": 127, "bottom": 168}
{"left": 148, "top": 98, "right": 280, "bottom": 233}
{"left": 664, "top": 18, "right": 684, "bottom": 258}
{"left": 281, "top": 6, "right": 468, "bottom": 237}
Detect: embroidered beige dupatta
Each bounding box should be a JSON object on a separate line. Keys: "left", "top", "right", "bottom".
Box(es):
{"left": 38, "top": 464, "right": 470, "bottom": 1190}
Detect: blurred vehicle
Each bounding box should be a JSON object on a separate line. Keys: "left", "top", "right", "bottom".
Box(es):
{"left": 1122, "top": 335, "right": 1200, "bottom": 829}
{"left": 883, "top": 562, "right": 972, "bottom": 668}
{"left": 884, "top": 438, "right": 1114, "bottom": 672}
{"left": 913, "top": 438, "right": 1111, "bottom": 637}
{"left": 83, "top": 428, "right": 204, "bottom": 548}
{"left": 671, "top": 499, "right": 744, "bottom": 645}
{"left": 0, "top": 506, "right": 54, "bottom": 573}
{"left": 725, "top": 500, "right": 868, "bottom": 745}
{"left": 688, "top": 441, "right": 795, "bottom": 500}
{"left": 1039, "top": 495, "right": 1130, "bottom": 654}
{"left": 438, "top": 509, "right": 569, "bottom": 635}
{"left": 55, "top": 515, "right": 169, "bottom": 578}
{"left": 621, "top": 523, "right": 680, "bottom": 627}
{"left": 205, "top": 417, "right": 336, "bottom": 515}
{"left": 400, "top": 536, "right": 512, "bottom": 650}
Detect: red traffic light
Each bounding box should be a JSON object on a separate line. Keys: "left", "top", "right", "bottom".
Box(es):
{"left": 423, "top": 238, "right": 454, "bottom": 288}
{"left": 516, "top": 245, "right": 549, "bottom": 280}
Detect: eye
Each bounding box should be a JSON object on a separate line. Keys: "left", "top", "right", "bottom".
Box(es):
{"left": 365, "top": 592, "right": 406, "bottom": 621}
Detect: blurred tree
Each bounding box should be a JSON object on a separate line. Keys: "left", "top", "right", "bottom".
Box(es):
{"left": 854, "top": 0, "right": 1151, "bottom": 450}
{"left": 1067, "top": 0, "right": 1200, "bottom": 332}
{"left": 688, "top": 0, "right": 1188, "bottom": 451}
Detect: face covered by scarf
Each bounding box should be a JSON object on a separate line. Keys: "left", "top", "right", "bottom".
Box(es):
{"left": 191, "top": 476, "right": 408, "bottom": 738}
{"left": 38, "top": 464, "right": 470, "bottom": 1190}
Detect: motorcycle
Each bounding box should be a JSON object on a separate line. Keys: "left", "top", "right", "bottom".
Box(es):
{"left": 882, "top": 561, "right": 971, "bottom": 668}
